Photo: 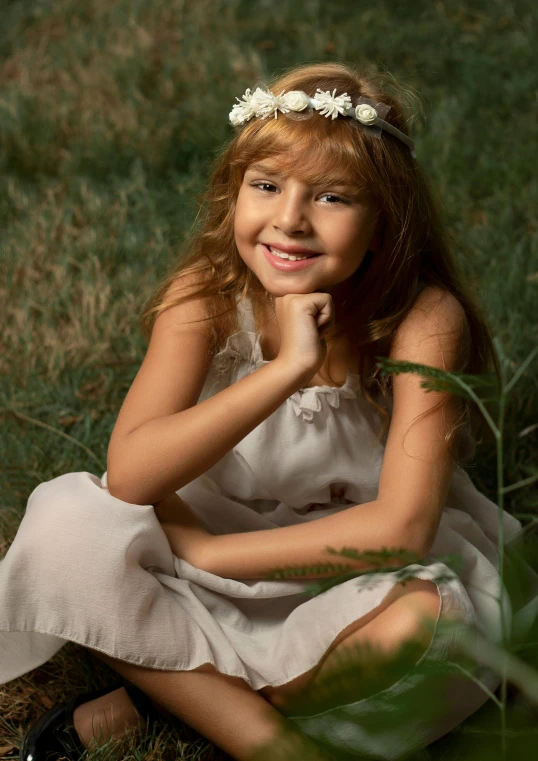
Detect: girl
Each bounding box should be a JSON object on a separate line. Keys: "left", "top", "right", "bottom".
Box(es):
{"left": 0, "top": 62, "right": 529, "bottom": 761}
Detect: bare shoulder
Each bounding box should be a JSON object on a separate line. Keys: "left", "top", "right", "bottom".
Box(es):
{"left": 154, "top": 269, "right": 216, "bottom": 337}
{"left": 412, "top": 284, "right": 465, "bottom": 323}
{"left": 391, "top": 285, "right": 468, "bottom": 359}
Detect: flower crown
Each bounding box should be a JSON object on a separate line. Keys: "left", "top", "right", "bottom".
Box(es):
{"left": 229, "top": 84, "right": 416, "bottom": 157}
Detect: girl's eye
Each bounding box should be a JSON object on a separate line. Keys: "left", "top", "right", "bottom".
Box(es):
{"left": 250, "top": 182, "right": 348, "bottom": 205}
{"left": 321, "top": 194, "right": 347, "bottom": 205}
{"left": 251, "top": 182, "right": 277, "bottom": 194}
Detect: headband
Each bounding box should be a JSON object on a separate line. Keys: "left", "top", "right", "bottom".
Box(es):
{"left": 229, "top": 84, "right": 416, "bottom": 158}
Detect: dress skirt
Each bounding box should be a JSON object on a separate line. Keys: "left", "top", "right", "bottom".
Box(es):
{"left": 0, "top": 469, "right": 533, "bottom": 760}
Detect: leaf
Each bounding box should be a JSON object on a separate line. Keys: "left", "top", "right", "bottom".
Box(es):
{"left": 374, "top": 356, "right": 500, "bottom": 400}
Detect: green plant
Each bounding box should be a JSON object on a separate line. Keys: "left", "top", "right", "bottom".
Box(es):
{"left": 254, "top": 343, "right": 538, "bottom": 760}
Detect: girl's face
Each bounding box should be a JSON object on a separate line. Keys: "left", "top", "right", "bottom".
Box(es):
{"left": 234, "top": 158, "right": 379, "bottom": 303}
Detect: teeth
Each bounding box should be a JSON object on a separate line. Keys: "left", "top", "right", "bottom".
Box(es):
{"left": 268, "top": 246, "right": 310, "bottom": 261}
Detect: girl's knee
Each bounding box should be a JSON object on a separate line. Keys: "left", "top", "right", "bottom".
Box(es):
{"left": 23, "top": 473, "right": 76, "bottom": 531}
{"left": 20, "top": 473, "right": 108, "bottom": 563}
{"left": 346, "top": 580, "right": 441, "bottom": 660}
{"left": 27, "top": 473, "right": 82, "bottom": 523}
{"left": 387, "top": 580, "right": 441, "bottom": 646}
{"left": 404, "top": 579, "right": 441, "bottom": 620}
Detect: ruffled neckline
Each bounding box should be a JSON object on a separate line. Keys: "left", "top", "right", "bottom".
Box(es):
{"left": 213, "top": 329, "right": 362, "bottom": 423}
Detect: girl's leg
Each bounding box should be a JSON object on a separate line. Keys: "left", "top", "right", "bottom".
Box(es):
{"left": 74, "top": 649, "right": 333, "bottom": 761}
{"left": 311, "top": 580, "right": 440, "bottom": 696}
{"left": 73, "top": 685, "right": 149, "bottom": 748}
{"left": 73, "top": 579, "right": 439, "bottom": 757}
{"left": 260, "top": 578, "right": 442, "bottom": 711}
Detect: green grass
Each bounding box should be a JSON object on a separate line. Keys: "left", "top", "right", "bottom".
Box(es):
{"left": 1, "top": 0, "right": 537, "bottom": 759}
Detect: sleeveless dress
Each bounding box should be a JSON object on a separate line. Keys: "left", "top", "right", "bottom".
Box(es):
{"left": 0, "top": 292, "right": 534, "bottom": 760}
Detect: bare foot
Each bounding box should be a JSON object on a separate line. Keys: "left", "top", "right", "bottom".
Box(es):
{"left": 72, "top": 686, "right": 147, "bottom": 749}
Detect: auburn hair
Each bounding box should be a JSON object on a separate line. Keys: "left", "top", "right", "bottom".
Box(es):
{"left": 139, "top": 61, "right": 500, "bottom": 466}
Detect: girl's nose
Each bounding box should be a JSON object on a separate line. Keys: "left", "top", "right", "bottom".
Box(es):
{"left": 272, "top": 192, "right": 311, "bottom": 236}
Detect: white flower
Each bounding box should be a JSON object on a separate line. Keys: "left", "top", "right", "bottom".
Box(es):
{"left": 312, "top": 88, "right": 352, "bottom": 120}
{"left": 229, "top": 106, "right": 249, "bottom": 126}
{"left": 230, "top": 87, "right": 382, "bottom": 128}
{"left": 250, "top": 87, "right": 282, "bottom": 119}
{"left": 355, "top": 103, "right": 378, "bottom": 125}
{"left": 229, "top": 88, "right": 258, "bottom": 126}
{"left": 281, "top": 90, "right": 310, "bottom": 112}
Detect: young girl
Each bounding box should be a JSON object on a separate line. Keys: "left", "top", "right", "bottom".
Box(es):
{"left": 0, "top": 62, "right": 529, "bottom": 761}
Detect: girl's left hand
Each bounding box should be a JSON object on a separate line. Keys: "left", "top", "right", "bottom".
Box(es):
{"left": 153, "top": 492, "right": 215, "bottom": 570}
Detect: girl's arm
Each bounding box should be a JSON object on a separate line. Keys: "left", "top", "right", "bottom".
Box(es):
{"left": 154, "top": 492, "right": 424, "bottom": 580}
{"left": 153, "top": 492, "right": 424, "bottom": 580}
{"left": 154, "top": 491, "right": 214, "bottom": 569}
{"left": 108, "top": 288, "right": 334, "bottom": 507}
{"left": 202, "top": 499, "right": 425, "bottom": 580}
{"left": 108, "top": 357, "right": 310, "bottom": 506}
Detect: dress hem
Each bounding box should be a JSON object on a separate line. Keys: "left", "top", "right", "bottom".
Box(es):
{"left": 0, "top": 569, "right": 470, "bottom": 693}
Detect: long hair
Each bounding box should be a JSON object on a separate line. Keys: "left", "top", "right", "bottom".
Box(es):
{"left": 139, "top": 61, "right": 500, "bottom": 466}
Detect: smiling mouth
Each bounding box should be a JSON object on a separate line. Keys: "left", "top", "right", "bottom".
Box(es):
{"left": 265, "top": 245, "right": 321, "bottom": 261}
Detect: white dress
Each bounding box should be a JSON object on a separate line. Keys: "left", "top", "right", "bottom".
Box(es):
{"left": 0, "top": 294, "right": 534, "bottom": 759}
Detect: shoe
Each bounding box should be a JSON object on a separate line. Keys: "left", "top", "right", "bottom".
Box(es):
{"left": 19, "top": 678, "right": 161, "bottom": 761}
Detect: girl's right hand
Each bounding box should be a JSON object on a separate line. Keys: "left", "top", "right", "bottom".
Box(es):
{"left": 272, "top": 292, "right": 335, "bottom": 380}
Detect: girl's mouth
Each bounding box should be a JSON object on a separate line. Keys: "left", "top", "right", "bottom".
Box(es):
{"left": 261, "top": 244, "right": 322, "bottom": 272}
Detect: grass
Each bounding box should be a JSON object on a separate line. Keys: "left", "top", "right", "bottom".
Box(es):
{"left": 1, "top": 0, "right": 537, "bottom": 759}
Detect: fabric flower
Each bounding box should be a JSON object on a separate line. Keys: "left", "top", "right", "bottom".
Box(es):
{"left": 282, "top": 90, "right": 310, "bottom": 112}
{"left": 312, "top": 88, "right": 352, "bottom": 120}
{"left": 228, "top": 87, "right": 414, "bottom": 156}
{"left": 355, "top": 103, "right": 378, "bottom": 125}
{"left": 249, "top": 87, "right": 280, "bottom": 119}
{"left": 229, "top": 88, "right": 259, "bottom": 126}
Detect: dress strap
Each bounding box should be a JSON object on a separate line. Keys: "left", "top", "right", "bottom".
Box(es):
{"left": 236, "top": 293, "right": 256, "bottom": 333}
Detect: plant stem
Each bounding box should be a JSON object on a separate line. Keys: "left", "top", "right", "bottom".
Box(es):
{"left": 495, "top": 339, "right": 508, "bottom": 760}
